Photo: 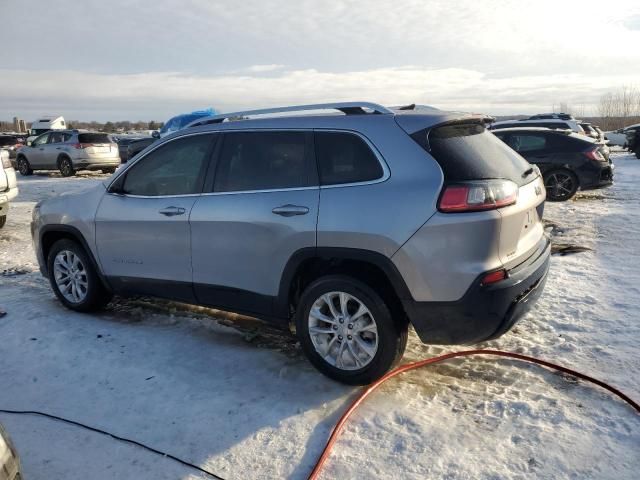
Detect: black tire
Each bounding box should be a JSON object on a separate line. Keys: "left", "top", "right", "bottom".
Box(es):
{"left": 17, "top": 156, "right": 33, "bottom": 176}
{"left": 101, "top": 167, "right": 117, "bottom": 174}
{"left": 0, "top": 215, "right": 6, "bottom": 229}
{"left": 58, "top": 156, "right": 75, "bottom": 177}
{"left": 295, "top": 275, "right": 408, "bottom": 385}
{"left": 543, "top": 169, "right": 579, "bottom": 201}
{"left": 46, "top": 238, "right": 112, "bottom": 312}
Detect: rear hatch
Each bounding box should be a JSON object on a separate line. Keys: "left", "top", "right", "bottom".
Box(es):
{"left": 409, "top": 120, "right": 547, "bottom": 268}
{"left": 78, "top": 133, "right": 118, "bottom": 158}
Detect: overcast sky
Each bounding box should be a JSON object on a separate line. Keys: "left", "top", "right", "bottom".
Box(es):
{"left": 1, "top": 0, "right": 639, "bottom": 121}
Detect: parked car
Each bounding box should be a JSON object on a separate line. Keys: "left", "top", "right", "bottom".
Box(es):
{"left": 490, "top": 118, "right": 585, "bottom": 135}
{"left": 0, "top": 150, "right": 18, "bottom": 228}
{"left": 579, "top": 122, "right": 599, "bottom": 139}
{"left": 527, "top": 112, "right": 574, "bottom": 121}
{"left": 0, "top": 135, "right": 26, "bottom": 163}
{"left": 493, "top": 127, "right": 613, "bottom": 201}
{"left": 155, "top": 108, "right": 218, "bottom": 139}
{"left": 0, "top": 423, "right": 21, "bottom": 480}
{"left": 625, "top": 125, "right": 640, "bottom": 153}
{"left": 31, "top": 102, "right": 550, "bottom": 385}
{"left": 117, "top": 136, "right": 156, "bottom": 162}
{"left": 605, "top": 128, "right": 629, "bottom": 147}
{"left": 16, "top": 130, "right": 120, "bottom": 177}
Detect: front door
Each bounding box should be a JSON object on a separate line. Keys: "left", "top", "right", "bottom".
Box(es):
{"left": 190, "top": 130, "right": 319, "bottom": 317}
{"left": 28, "top": 132, "right": 50, "bottom": 167}
{"left": 95, "top": 133, "right": 216, "bottom": 302}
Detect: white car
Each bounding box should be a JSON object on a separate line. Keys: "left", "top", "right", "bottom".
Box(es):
{"left": 0, "top": 150, "right": 19, "bottom": 228}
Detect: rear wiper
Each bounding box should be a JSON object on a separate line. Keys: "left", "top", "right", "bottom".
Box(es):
{"left": 522, "top": 167, "right": 534, "bottom": 178}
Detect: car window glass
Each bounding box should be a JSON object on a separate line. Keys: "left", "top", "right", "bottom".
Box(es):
{"left": 32, "top": 134, "right": 50, "bottom": 146}
{"left": 63, "top": 133, "right": 73, "bottom": 142}
{"left": 508, "top": 134, "right": 546, "bottom": 152}
{"left": 214, "top": 131, "right": 313, "bottom": 192}
{"left": 122, "top": 134, "right": 213, "bottom": 196}
{"left": 315, "top": 131, "right": 383, "bottom": 185}
{"left": 48, "top": 132, "right": 64, "bottom": 144}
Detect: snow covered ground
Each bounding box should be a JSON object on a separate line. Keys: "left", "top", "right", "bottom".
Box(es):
{"left": 1, "top": 156, "right": 639, "bottom": 479}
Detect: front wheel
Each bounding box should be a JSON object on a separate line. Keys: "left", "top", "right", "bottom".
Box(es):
{"left": 296, "top": 275, "right": 408, "bottom": 385}
{"left": 58, "top": 157, "right": 75, "bottom": 177}
{"left": 47, "top": 239, "right": 112, "bottom": 312}
{"left": 17, "top": 157, "right": 33, "bottom": 176}
{"left": 543, "top": 169, "right": 579, "bottom": 201}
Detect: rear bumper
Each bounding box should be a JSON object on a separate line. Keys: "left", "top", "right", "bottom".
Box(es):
{"left": 578, "top": 163, "right": 614, "bottom": 190}
{"left": 405, "top": 236, "right": 551, "bottom": 344}
{"left": 74, "top": 160, "right": 121, "bottom": 170}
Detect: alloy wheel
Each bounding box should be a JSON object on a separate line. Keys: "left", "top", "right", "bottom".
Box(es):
{"left": 308, "top": 291, "right": 379, "bottom": 370}
{"left": 53, "top": 250, "right": 88, "bottom": 303}
{"left": 18, "top": 158, "right": 29, "bottom": 175}
{"left": 545, "top": 172, "right": 575, "bottom": 200}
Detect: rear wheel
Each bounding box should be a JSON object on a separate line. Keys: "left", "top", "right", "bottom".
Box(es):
{"left": 58, "top": 157, "right": 75, "bottom": 177}
{"left": 17, "top": 156, "right": 33, "bottom": 176}
{"left": 0, "top": 215, "right": 6, "bottom": 229}
{"left": 296, "top": 275, "right": 408, "bottom": 385}
{"left": 47, "top": 239, "right": 112, "bottom": 312}
{"left": 544, "top": 169, "right": 578, "bottom": 201}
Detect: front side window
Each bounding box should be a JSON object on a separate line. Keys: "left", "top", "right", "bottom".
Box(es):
{"left": 32, "top": 133, "right": 50, "bottom": 146}
{"left": 121, "top": 134, "right": 213, "bottom": 196}
{"left": 48, "top": 132, "right": 65, "bottom": 144}
{"left": 214, "top": 131, "right": 314, "bottom": 192}
{"left": 315, "top": 131, "right": 383, "bottom": 185}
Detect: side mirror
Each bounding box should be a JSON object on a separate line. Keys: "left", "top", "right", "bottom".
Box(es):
{"left": 152, "top": 130, "right": 160, "bottom": 139}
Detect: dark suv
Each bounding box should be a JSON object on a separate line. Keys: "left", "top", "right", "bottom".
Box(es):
{"left": 493, "top": 127, "right": 613, "bottom": 201}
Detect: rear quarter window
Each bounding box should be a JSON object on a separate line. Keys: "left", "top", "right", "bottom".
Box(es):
{"left": 78, "top": 133, "right": 112, "bottom": 144}
{"left": 314, "top": 131, "right": 383, "bottom": 185}
{"left": 414, "top": 122, "right": 532, "bottom": 186}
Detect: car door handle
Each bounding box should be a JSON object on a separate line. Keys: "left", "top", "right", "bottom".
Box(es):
{"left": 272, "top": 204, "right": 309, "bottom": 217}
{"left": 159, "top": 206, "right": 186, "bottom": 216}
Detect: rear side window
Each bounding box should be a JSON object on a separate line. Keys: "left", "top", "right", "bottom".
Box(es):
{"left": 417, "top": 122, "right": 532, "bottom": 186}
{"left": 78, "top": 133, "right": 112, "bottom": 144}
{"left": 314, "top": 131, "right": 383, "bottom": 185}
{"left": 505, "top": 133, "right": 547, "bottom": 152}
{"left": 214, "top": 131, "right": 314, "bottom": 192}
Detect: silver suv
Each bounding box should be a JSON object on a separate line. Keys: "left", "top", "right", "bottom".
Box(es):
{"left": 17, "top": 130, "right": 120, "bottom": 177}
{"left": 31, "top": 102, "right": 551, "bottom": 384}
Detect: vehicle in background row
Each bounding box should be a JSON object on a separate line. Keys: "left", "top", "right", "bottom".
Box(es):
{"left": 32, "top": 102, "right": 550, "bottom": 385}
{"left": 117, "top": 136, "right": 156, "bottom": 162}
{"left": 493, "top": 127, "right": 613, "bottom": 201}
{"left": 579, "top": 123, "right": 598, "bottom": 140}
{"left": 17, "top": 130, "right": 120, "bottom": 177}
{"left": 0, "top": 150, "right": 19, "bottom": 229}
{"left": 0, "top": 423, "right": 21, "bottom": 480}
{"left": 625, "top": 125, "right": 640, "bottom": 154}
{"left": 154, "top": 108, "right": 218, "bottom": 139}
{"left": 605, "top": 128, "right": 629, "bottom": 147}
{"left": 527, "top": 112, "right": 575, "bottom": 121}
{"left": 0, "top": 134, "right": 26, "bottom": 163}
{"left": 490, "top": 118, "right": 586, "bottom": 135}
{"left": 27, "top": 115, "right": 66, "bottom": 142}
{"left": 592, "top": 125, "right": 606, "bottom": 143}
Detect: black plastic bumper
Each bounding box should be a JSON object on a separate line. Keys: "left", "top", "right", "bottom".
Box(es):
{"left": 405, "top": 237, "right": 551, "bottom": 345}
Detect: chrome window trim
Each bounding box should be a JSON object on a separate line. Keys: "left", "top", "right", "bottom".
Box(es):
{"left": 106, "top": 128, "right": 390, "bottom": 199}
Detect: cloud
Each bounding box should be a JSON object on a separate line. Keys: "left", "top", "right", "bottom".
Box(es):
{"left": 245, "top": 65, "right": 286, "bottom": 73}
{"left": 1, "top": 66, "right": 638, "bottom": 120}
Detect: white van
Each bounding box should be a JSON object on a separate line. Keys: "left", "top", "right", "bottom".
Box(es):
{"left": 27, "top": 115, "right": 66, "bottom": 142}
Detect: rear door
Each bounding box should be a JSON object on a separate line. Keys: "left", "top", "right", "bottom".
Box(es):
{"left": 95, "top": 133, "right": 216, "bottom": 301}
{"left": 190, "top": 130, "right": 319, "bottom": 316}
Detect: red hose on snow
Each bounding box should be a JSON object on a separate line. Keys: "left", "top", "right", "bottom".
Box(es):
{"left": 308, "top": 349, "right": 640, "bottom": 480}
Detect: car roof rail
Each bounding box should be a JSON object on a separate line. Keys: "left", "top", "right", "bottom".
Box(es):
{"left": 186, "top": 102, "right": 395, "bottom": 128}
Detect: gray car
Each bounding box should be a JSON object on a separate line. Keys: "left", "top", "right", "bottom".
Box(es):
{"left": 16, "top": 130, "right": 120, "bottom": 177}
{"left": 31, "top": 102, "right": 551, "bottom": 384}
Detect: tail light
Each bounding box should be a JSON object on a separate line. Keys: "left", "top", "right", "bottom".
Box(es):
{"left": 438, "top": 179, "right": 518, "bottom": 213}
{"left": 1, "top": 154, "right": 11, "bottom": 169}
{"left": 584, "top": 147, "right": 604, "bottom": 162}
{"left": 481, "top": 268, "right": 508, "bottom": 286}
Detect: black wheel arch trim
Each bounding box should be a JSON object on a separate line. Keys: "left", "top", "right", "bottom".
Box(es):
{"left": 274, "top": 246, "right": 414, "bottom": 319}
{"left": 39, "top": 224, "right": 112, "bottom": 291}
